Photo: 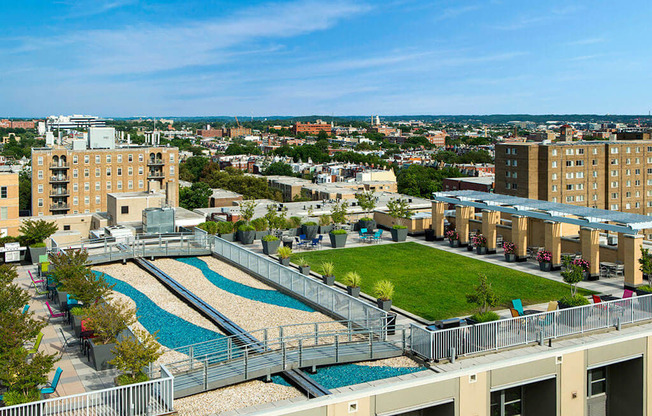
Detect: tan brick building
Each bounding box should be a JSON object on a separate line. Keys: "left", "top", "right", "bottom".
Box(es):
{"left": 31, "top": 146, "right": 179, "bottom": 216}
{"left": 0, "top": 172, "right": 20, "bottom": 236}
{"left": 496, "top": 141, "right": 652, "bottom": 215}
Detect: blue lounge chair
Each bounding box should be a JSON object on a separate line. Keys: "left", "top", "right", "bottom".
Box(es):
{"left": 21, "top": 304, "right": 30, "bottom": 314}
{"left": 310, "top": 238, "right": 320, "bottom": 249}
{"left": 41, "top": 368, "right": 63, "bottom": 396}
{"left": 359, "top": 228, "right": 369, "bottom": 243}
{"left": 511, "top": 299, "right": 525, "bottom": 316}
{"left": 295, "top": 237, "right": 306, "bottom": 250}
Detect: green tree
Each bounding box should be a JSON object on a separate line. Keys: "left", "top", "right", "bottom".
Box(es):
{"left": 640, "top": 246, "right": 652, "bottom": 287}
{"left": 466, "top": 274, "right": 498, "bottom": 314}
{"left": 111, "top": 330, "right": 163, "bottom": 385}
{"left": 386, "top": 197, "right": 413, "bottom": 227}
{"left": 264, "top": 162, "right": 294, "bottom": 176}
{"left": 179, "top": 182, "right": 212, "bottom": 210}
{"left": 355, "top": 190, "right": 376, "bottom": 218}
{"left": 18, "top": 171, "right": 31, "bottom": 213}
{"left": 19, "top": 219, "right": 58, "bottom": 246}
{"left": 179, "top": 156, "right": 209, "bottom": 182}
{"left": 396, "top": 165, "right": 463, "bottom": 198}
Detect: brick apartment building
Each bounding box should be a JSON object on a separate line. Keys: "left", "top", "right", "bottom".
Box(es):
{"left": 31, "top": 146, "right": 179, "bottom": 216}
{"left": 292, "top": 122, "right": 331, "bottom": 135}
{"left": 495, "top": 140, "right": 652, "bottom": 216}
{"left": 196, "top": 128, "right": 223, "bottom": 138}
{"left": 0, "top": 119, "right": 36, "bottom": 129}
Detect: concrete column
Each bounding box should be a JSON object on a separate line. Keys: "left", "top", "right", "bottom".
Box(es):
{"left": 456, "top": 205, "right": 474, "bottom": 246}
{"left": 432, "top": 201, "right": 446, "bottom": 240}
{"left": 580, "top": 227, "right": 600, "bottom": 280}
{"left": 482, "top": 210, "right": 500, "bottom": 254}
{"left": 544, "top": 221, "right": 562, "bottom": 270}
{"left": 511, "top": 215, "right": 528, "bottom": 261}
{"left": 624, "top": 234, "right": 643, "bottom": 288}
{"left": 617, "top": 232, "right": 625, "bottom": 263}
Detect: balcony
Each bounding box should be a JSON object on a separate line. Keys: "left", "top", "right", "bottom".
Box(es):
{"left": 147, "top": 159, "right": 165, "bottom": 166}
{"left": 148, "top": 171, "right": 165, "bottom": 179}
{"left": 49, "top": 176, "right": 69, "bottom": 183}
{"left": 49, "top": 190, "right": 70, "bottom": 197}
{"left": 49, "top": 163, "right": 69, "bottom": 169}
{"left": 49, "top": 203, "right": 70, "bottom": 212}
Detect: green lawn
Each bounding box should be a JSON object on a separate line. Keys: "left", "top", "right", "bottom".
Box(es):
{"left": 291, "top": 242, "right": 592, "bottom": 321}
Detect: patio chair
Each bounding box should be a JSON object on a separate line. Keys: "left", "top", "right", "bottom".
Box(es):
{"left": 58, "top": 328, "right": 80, "bottom": 355}
{"left": 40, "top": 367, "right": 63, "bottom": 396}
{"left": 511, "top": 299, "right": 525, "bottom": 316}
{"left": 46, "top": 301, "right": 66, "bottom": 321}
{"left": 509, "top": 308, "right": 520, "bottom": 318}
{"left": 309, "top": 238, "right": 320, "bottom": 249}
{"left": 373, "top": 230, "right": 383, "bottom": 243}
{"left": 536, "top": 301, "right": 559, "bottom": 330}
{"left": 34, "top": 285, "right": 49, "bottom": 297}
{"left": 614, "top": 264, "right": 625, "bottom": 278}
{"left": 21, "top": 304, "right": 30, "bottom": 314}
{"left": 26, "top": 332, "right": 44, "bottom": 356}
{"left": 28, "top": 270, "right": 45, "bottom": 289}
{"left": 623, "top": 289, "right": 634, "bottom": 299}
{"left": 317, "top": 234, "right": 323, "bottom": 247}
{"left": 294, "top": 237, "right": 306, "bottom": 250}
{"left": 358, "top": 228, "right": 369, "bottom": 243}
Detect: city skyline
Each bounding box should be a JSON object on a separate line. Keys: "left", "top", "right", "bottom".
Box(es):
{"left": 2, "top": 0, "right": 650, "bottom": 117}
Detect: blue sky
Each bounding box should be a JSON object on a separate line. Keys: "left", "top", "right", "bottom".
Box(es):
{"left": 1, "top": 0, "right": 650, "bottom": 117}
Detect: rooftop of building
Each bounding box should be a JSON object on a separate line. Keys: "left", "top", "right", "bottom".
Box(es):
{"left": 443, "top": 176, "right": 494, "bottom": 185}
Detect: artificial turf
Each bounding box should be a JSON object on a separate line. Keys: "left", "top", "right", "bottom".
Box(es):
{"left": 291, "top": 242, "right": 592, "bottom": 321}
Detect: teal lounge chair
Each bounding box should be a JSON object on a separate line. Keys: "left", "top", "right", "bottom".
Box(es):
{"left": 21, "top": 304, "right": 30, "bottom": 314}
{"left": 511, "top": 299, "right": 525, "bottom": 316}
{"left": 41, "top": 368, "right": 63, "bottom": 396}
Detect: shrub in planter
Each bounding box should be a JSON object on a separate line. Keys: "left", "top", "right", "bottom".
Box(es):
{"left": 2, "top": 389, "right": 41, "bottom": 406}
{"left": 357, "top": 217, "right": 376, "bottom": 231}
{"left": 261, "top": 234, "right": 280, "bottom": 255}
{"left": 238, "top": 224, "right": 256, "bottom": 245}
{"left": 302, "top": 221, "right": 319, "bottom": 240}
{"left": 318, "top": 214, "right": 333, "bottom": 234}
{"left": 111, "top": 329, "right": 163, "bottom": 386}
{"left": 83, "top": 299, "right": 137, "bottom": 371}
{"left": 197, "top": 221, "right": 219, "bottom": 235}
{"left": 374, "top": 280, "right": 394, "bottom": 311}
{"left": 343, "top": 271, "right": 362, "bottom": 297}
{"left": 216, "top": 221, "right": 234, "bottom": 241}
{"left": 20, "top": 219, "right": 58, "bottom": 264}
{"left": 467, "top": 311, "right": 500, "bottom": 324}
{"left": 503, "top": 242, "right": 517, "bottom": 262}
{"left": 424, "top": 228, "right": 435, "bottom": 241}
{"left": 70, "top": 306, "right": 85, "bottom": 337}
{"left": 537, "top": 250, "right": 553, "bottom": 271}
{"left": 387, "top": 197, "right": 413, "bottom": 242}
{"left": 558, "top": 294, "right": 590, "bottom": 308}
{"left": 251, "top": 217, "right": 269, "bottom": 240}
{"left": 445, "top": 230, "right": 460, "bottom": 247}
{"left": 277, "top": 246, "right": 292, "bottom": 266}
{"left": 471, "top": 234, "right": 488, "bottom": 255}
{"left": 288, "top": 216, "right": 302, "bottom": 230}
{"left": 329, "top": 229, "right": 348, "bottom": 248}
{"left": 560, "top": 258, "right": 585, "bottom": 302}
{"left": 321, "top": 261, "right": 335, "bottom": 285}
{"left": 636, "top": 285, "right": 652, "bottom": 296}
{"left": 295, "top": 257, "right": 311, "bottom": 275}
{"left": 355, "top": 190, "right": 376, "bottom": 230}
{"left": 390, "top": 225, "right": 408, "bottom": 242}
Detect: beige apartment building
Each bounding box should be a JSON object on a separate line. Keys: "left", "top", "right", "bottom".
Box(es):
{"left": 496, "top": 141, "right": 652, "bottom": 216}
{"left": 31, "top": 146, "right": 179, "bottom": 216}
{"left": 0, "top": 172, "right": 20, "bottom": 236}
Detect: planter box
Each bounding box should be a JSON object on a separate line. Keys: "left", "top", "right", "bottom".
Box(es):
{"left": 329, "top": 232, "right": 348, "bottom": 248}
{"left": 72, "top": 314, "right": 83, "bottom": 338}
{"left": 255, "top": 230, "right": 269, "bottom": 240}
{"left": 299, "top": 265, "right": 311, "bottom": 275}
{"left": 539, "top": 261, "right": 552, "bottom": 272}
{"left": 357, "top": 219, "right": 376, "bottom": 231}
{"left": 262, "top": 239, "right": 280, "bottom": 255}
{"left": 302, "top": 225, "right": 319, "bottom": 240}
{"left": 318, "top": 225, "right": 333, "bottom": 234}
{"left": 239, "top": 230, "right": 255, "bottom": 245}
{"left": 424, "top": 229, "right": 436, "bottom": 241}
{"left": 56, "top": 291, "right": 68, "bottom": 308}
{"left": 504, "top": 253, "right": 517, "bottom": 262}
{"left": 347, "top": 286, "right": 361, "bottom": 297}
{"left": 279, "top": 258, "right": 290, "bottom": 267}
{"left": 219, "top": 233, "right": 234, "bottom": 242}
{"left": 89, "top": 340, "right": 117, "bottom": 371}
{"left": 449, "top": 239, "right": 460, "bottom": 247}
{"left": 29, "top": 246, "right": 47, "bottom": 265}
{"left": 390, "top": 228, "right": 408, "bottom": 242}
{"left": 286, "top": 228, "right": 298, "bottom": 237}
{"left": 636, "top": 288, "right": 652, "bottom": 296}
{"left": 466, "top": 244, "right": 474, "bottom": 251}
{"left": 376, "top": 299, "right": 392, "bottom": 311}
{"left": 322, "top": 275, "right": 335, "bottom": 286}
{"left": 475, "top": 246, "right": 488, "bottom": 255}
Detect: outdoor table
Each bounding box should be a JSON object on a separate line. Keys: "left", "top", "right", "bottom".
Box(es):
{"left": 599, "top": 294, "right": 620, "bottom": 302}
{"left": 523, "top": 310, "right": 540, "bottom": 315}
{"left": 600, "top": 262, "right": 618, "bottom": 278}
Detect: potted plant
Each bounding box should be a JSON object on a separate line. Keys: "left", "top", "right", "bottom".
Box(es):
{"left": 265, "top": 203, "right": 287, "bottom": 236}
{"left": 465, "top": 274, "right": 500, "bottom": 325}
{"left": 329, "top": 229, "right": 348, "bottom": 248}
{"left": 343, "top": 271, "right": 362, "bottom": 297}
{"left": 239, "top": 198, "right": 258, "bottom": 223}
{"left": 296, "top": 257, "right": 311, "bottom": 275}
{"left": 424, "top": 227, "right": 436, "bottom": 241}
{"left": 558, "top": 257, "right": 589, "bottom": 309}
{"left": 83, "top": 299, "right": 137, "bottom": 371}
{"left": 238, "top": 224, "right": 256, "bottom": 245}
{"left": 472, "top": 234, "right": 488, "bottom": 255}
{"left": 197, "top": 221, "right": 219, "bottom": 235}
{"left": 262, "top": 234, "right": 280, "bottom": 255}
{"left": 288, "top": 216, "right": 302, "bottom": 236}
{"left": 301, "top": 221, "right": 319, "bottom": 240}
{"left": 638, "top": 246, "right": 652, "bottom": 295}
{"left": 19, "top": 219, "right": 58, "bottom": 264}
{"left": 216, "top": 221, "right": 234, "bottom": 241}
{"left": 387, "top": 197, "right": 412, "bottom": 242}
{"left": 536, "top": 250, "right": 553, "bottom": 272}
{"left": 571, "top": 258, "right": 592, "bottom": 280}
{"left": 503, "top": 242, "right": 517, "bottom": 262}
{"left": 232, "top": 220, "right": 246, "bottom": 241}
{"left": 355, "top": 190, "right": 377, "bottom": 230}
{"left": 277, "top": 246, "right": 292, "bottom": 266}
{"left": 445, "top": 230, "right": 460, "bottom": 247}
{"left": 374, "top": 280, "right": 394, "bottom": 311}
{"left": 251, "top": 217, "right": 269, "bottom": 240}
{"left": 318, "top": 214, "right": 333, "bottom": 234}
{"left": 321, "top": 261, "right": 335, "bottom": 285}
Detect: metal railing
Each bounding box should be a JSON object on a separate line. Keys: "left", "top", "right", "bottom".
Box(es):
{"left": 211, "top": 236, "right": 389, "bottom": 335}
{"left": 0, "top": 365, "right": 174, "bottom": 416}
{"left": 410, "top": 294, "right": 652, "bottom": 361}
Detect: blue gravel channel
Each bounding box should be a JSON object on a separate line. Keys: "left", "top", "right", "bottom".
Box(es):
{"left": 272, "top": 364, "right": 425, "bottom": 389}
{"left": 95, "top": 270, "right": 226, "bottom": 350}
{"left": 175, "top": 257, "right": 315, "bottom": 312}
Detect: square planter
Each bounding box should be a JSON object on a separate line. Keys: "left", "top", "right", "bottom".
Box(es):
{"left": 539, "top": 261, "right": 552, "bottom": 272}
{"left": 376, "top": 299, "right": 392, "bottom": 311}
{"left": 72, "top": 315, "right": 83, "bottom": 338}
{"left": 347, "top": 286, "right": 361, "bottom": 297}
{"left": 390, "top": 227, "right": 408, "bottom": 242}
{"left": 329, "top": 232, "right": 348, "bottom": 248}
{"left": 299, "top": 265, "right": 311, "bottom": 275}
{"left": 322, "top": 275, "right": 335, "bottom": 286}
{"left": 239, "top": 230, "right": 255, "bottom": 245}
{"left": 262, "top": 239, "right": 280, "bottom": 255}
{"left": 29, "top": 246, "right": 47, "bottom": 265}
{"left": 424, "top": 229, "right": 436, "bottom": 241}
{"left": 504, "top": 253, "right": 516, "bottom": 262}
{"left": 219, "top": 233, "right": 234, "bottom": 242}
{"left": 475, "top": 246, "right": 488, "bottom": 255}
{"left": 302, "top": 224, "right": 319, "bottom": 240}
{"left": 279, "top": 257, "right": 290, "bottom": 266}
{"left": 318, "top": 225, "right": 333, "bottom": 234}
{"left": 449, "top": 239, "right": 460, "bottom": 247}
{"left": 466, "top": 244, "right": 474, "bottom": 251}
{"left": 89, "top": 340, "right": 117, "bottom": 371}
{"left": 286, "top": 228, "right": 298, "bottom": 237}
{"left": 56, "top": 291, "right": 69, "bottom": 308}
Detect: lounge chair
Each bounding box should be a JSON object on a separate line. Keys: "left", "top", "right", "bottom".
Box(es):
{"left": 21, "top": 304, "right": 30, "bottom": 314}
{"left": 373, "top": 230, "right": 383, "bottom": 244}
{"left": 28, "top": 270, "right": 45, "bottom": 289}
{"left": 58, "top": 328, "right": 79, "bottom": 355}
{"left": 294, "top": 237, "right": 306, "bottom": 250}
{"left": 40, "top": 368, "right": 63, "bottom": 396}
{"left": 623, "top": 289, "right": 634, "bottom": 299}
{"left": 358, "top": 228, "right": 369, "bottom": 243}
{"left": 509, "top": 308, "right": 520, "bottom": 318}
{"left": 511, "top": 299, "right": 525, "bottom": 316}
{"left": 27, "top": 332, "right": 44, "bottom": 355}
{"left": 46, "top": 301, "right": 66, "bottom": 321}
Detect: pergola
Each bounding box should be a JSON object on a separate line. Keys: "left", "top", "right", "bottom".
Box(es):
{"left": 431, "top": 190, "right": 652, "bottom": 287}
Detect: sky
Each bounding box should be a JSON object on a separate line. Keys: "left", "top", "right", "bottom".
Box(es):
{"left": 1, "top": 0, "right": 651, "bottom": 117}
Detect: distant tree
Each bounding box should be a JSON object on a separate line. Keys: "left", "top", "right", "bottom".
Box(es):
{"left": 18, "top": 172, "right": 31, "bottom": 213}
{"left": 396, "top": 165, "right": 463, "bottom": 198}
{"left": 179, "top": 182, "right": 212, "bottom": 210}
{"left": 179, "top": 156, "right": 209, "bottom": 182}
{"left": 264, "top": 162, "right": 294, "bottom": 176}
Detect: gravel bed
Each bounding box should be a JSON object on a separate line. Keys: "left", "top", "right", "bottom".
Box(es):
{"left": 354, "top": 356, "right": 422, "bottom": 368}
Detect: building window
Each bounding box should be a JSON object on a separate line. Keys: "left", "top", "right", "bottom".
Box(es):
{"left": 551, "top": 161, "right": 557, "bottom": 168}
{"left": 491, "top": 387, "right": 522, "bottom": 416}
{"left": 38, "top": 170, "right": 43, "bottom": 180}
{"left": 117, "top": 168, "right": 122, "bottom": 176}
{"left": 566, "top": 172, "right": 574, "bottom": 179}
{"left": 610, "top": 159, "right": 618, "bottom": 165}
{"left": 578, "top": 195, "right": 585, "bottom": 202}
{"left": 611, "top": 193, "right": 618, "bottom": 199}
{"left": 593, "top": 194, "right": 598, "bottom": 201}
{"left": 552, "top": 149, "right": 557, "bottom": 156}
{"left": 576, "top": 172, "right": 584, "bottom": 179}
{"left": 121, "top": 206, "right": 129, "bottom": 214}
{"left": 117, "top": 181, "right": 122, "bottom": 190}
{"left": 610, "top": 148, "right": 619, "bottom": 154}
{"left": 95, "top": 155, "right": 100, "bottom": 164}
{"left": 566, "top": 184, "right": 573, "bottom": 190}
{"left": 577, "top": 183, "right": 584, "bottom": 190}
{"left": 566, "top": 196, "right": 575, "bottom": 202}
{"left": 552, "top": 197, "right": 557, "bottom": 203}
{"left": 95, "top": 182, "right": 100, "bottom": 191}
{"left": 106, "top": 155, "right": 111, "bottom": 163}
{"left": 593, "top": 148, "right": 598, "bottom": 154}
{"left": 0, "top": 187, "right": 7, "bottom": 199}
{"left": 593, "top": 183, "right": 598, "bottom": 189}
{"left": 138, "top": 180, "right": 144, "bottom": 189}
{"left": 626, "top": 147, "right": 631, "bottom": 154}
{"left": 506, "top": 171, "right": 511, "bottom": 178}
{"left": 128, "top": 180, "right": 133, "bottom": 189}
{"left": 128, "top": 167, "right": 133, "bottom": 175}
{"left": 38, "top": 157, "right": 43, "bottom": 166}
{"left": 95, "top": 196, "right": 101, "bottom": 204}
{"left": 636, "top": 180, "right": 641, "bottom": 186}
{"left": 575, "top": 160, "right": 584, "bottom": 166}
{"left": 117, "top": 154, "right": 122, "bottom": 163}
{"left": 588, "top": 367, "right": 607, "bottom": 398}
{"left": 0, "top": 207, "right": 8, "bottom": 220}
{"left": 72, "top": 169, "right": 78, "bottom": 178}
{"left": 170, "top": 166, "right": 175, "bottom": 175}
{"left": 577, "top": 148, "right": 585, "bottom": 155}
{"left": 73, "top": 183, "right": 78, "bottom": 192}
{"left": 106, "top": 181, "right": 111, "bottom": 190}
{"left": 513, "top": 160, "right": 517, "bottom": 167}
{"left": 566, "top": 149, "right": 574, "bottom": 155}
{"left": 592, "top": 159, "right": 597, "bottom": 165}
{"left": 37, "top": 185, "right": 42, "bottom": 194}
{"left": 138, "top": 167, "right": 143, "bottom": 175}
{"left": 95, "top": 168, "right": 100, "bottom": 177}
{"left": 611, "top": 170, "right": 618, "bottom": 176}
{"left": 626, "top": 180, "right": 631, "bottom": 187}
{"left": 84, "top": 169, "right": 89, "bottom": 178}
{"left": 626, "top": 191, "right": 631, "bottom": 198}
{"left": 552, "top": 173, "right": 557, "bottom": 180}
{"left": 506, "top": 160, "right": 511, "bottom": 166}
{"left": 73, "top": 197, "right": 78, "bottom": 205}
{"left": 84, "top": 182, "right": 90, "bottom": 191}
{"left": 106, "top": 168, "right": 111, "bottom": 176}
{"left": 552, "top": 185, "right": 557, "bottom": 192}
{"left": 636, "top": 169, "right": 641, "bottom": 175}
{"left": 139, "top": 154, "right": 144, "bottom": 162}
{"left": 84, "top": 155, "right": 90, "bottom": 164}
{"left": 84, "top": 196, "right": 90, "bottom": 204}
{"left": 566, "top": 160, "right": 573, "bottom": 167}
{"left": 170, "top": 153, "right": 175, "bottom": 162}
{"left": 73, "top": 155, "right": 78, "bottom": 164}
{"left": 38, "top": 198, "right": 43, "bottom": 207}
{"left": 128, "top": 154, "right": 133, "bottom": 162}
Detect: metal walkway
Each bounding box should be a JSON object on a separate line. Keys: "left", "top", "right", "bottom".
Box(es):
{"left": 133, "top": 257, "right": 361, "bottom": 398}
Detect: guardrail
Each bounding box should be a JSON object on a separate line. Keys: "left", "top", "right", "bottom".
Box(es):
{"left": 211, "top": 236, "right": 389, "bottom": 335}
{"left": 0, "top": 365, "right": 174, "bottom": 416}
{"left": 410, "top": 294, "right": 652, "bottom": 361}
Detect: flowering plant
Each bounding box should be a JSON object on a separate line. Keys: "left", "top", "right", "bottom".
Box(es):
{"left": 536, "top": 250, "right": 552, "bottom": 263}
{"left": 502, "top": 242, "right": 516, "bottom": 254}
{"left": 471, "top": 234, "right": 487, "bottom": 248}
{"left": 445, "top": 230, "right": 459, "bottom": 241}
{"left": 572, "top": 258, "right": 590, "bottom": 272}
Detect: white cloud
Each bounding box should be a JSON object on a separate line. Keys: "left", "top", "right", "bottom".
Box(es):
{"left": 434, "top": 5, "right": 481, "bottom": 21}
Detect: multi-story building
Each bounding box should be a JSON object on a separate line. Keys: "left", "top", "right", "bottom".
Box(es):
{"left": 0, "top": 119, "right": 36, "bottom": 129}
{"left": 196, "top": 128, "right": 223, "bottom": 138}
{"left": 292, "top": 122, "right": 331, "bottom": 136}
{"left": 0, "top": 171, "right": 20, "bottom": 236}
{"left": 226, "top": 126, "right": 252, "bottom": 138}
{"left": 31, "top": 146, "right": 179, "bottom": 216}
{"left": 495, "top": 141, "right": 652, "bottom": 216}
{"left": 45, "top": 115, "right": 105, "bottom": 130}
